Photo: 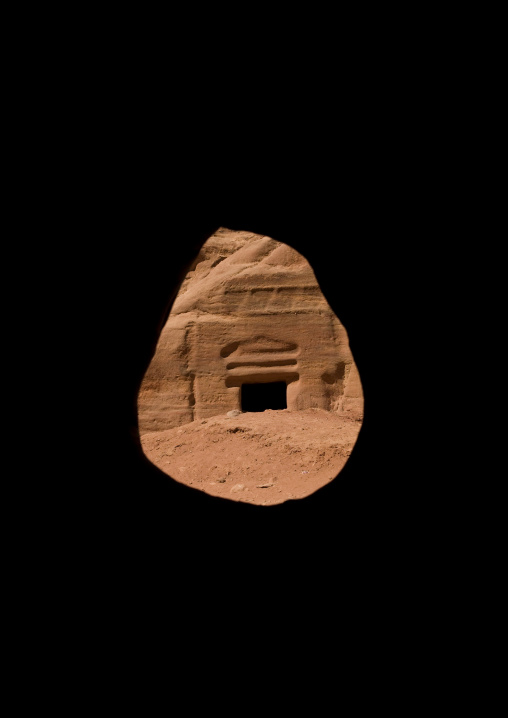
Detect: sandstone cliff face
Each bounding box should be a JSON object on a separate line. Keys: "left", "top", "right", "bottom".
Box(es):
{"left": 138, "top": 228, "right": 363, "bottom": 433}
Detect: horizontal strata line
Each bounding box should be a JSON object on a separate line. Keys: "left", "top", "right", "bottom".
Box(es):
{"left": 224, "top": 286, "right": 319, "bottom": 293}
{"left": 226, "top": 366, "right": 299, "bottom": 377}
{"left": 224, "top": 310, "right": 319, "bottom": 316}
{"left": 226, "top": 359, "right": 298, "bottom": 369}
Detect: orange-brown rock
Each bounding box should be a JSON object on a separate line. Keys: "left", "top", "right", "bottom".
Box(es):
{"left": 138, "top": 228, "right": 363, "bottom": 433}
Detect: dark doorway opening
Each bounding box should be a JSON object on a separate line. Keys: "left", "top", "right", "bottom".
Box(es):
{"left": 241, "top": 381, "right": 287, "bottom": 412}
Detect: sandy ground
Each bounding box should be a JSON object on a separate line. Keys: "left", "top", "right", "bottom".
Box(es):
{"left": 140, "top": 408, "right": 363, "bottom": 506}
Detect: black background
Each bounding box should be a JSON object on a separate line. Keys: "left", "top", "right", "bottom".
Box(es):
{"left": 44, "top": 84, "right": 450, "bottom": 673}
{"left": 69, "top": 136, "right": 428, "bottom": 580}
{"left": 15, "top": 22, "right": 482, "bottom": 705}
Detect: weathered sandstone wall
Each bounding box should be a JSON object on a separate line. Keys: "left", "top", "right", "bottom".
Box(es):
{"left": 138, "top": 228, "right": 363, "bottom": 432}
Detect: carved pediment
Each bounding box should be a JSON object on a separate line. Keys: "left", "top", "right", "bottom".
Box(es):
{"left": 220, "top": 336, "right": 298, "bottom": 358}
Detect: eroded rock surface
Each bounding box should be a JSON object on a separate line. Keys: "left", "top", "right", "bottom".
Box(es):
{"left": 138, "top": 227, "right": 363, "bottom": 433}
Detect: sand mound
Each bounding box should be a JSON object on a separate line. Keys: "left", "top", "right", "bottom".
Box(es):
{"left": 140, "top": 407, "right": 362, "bottom": 506}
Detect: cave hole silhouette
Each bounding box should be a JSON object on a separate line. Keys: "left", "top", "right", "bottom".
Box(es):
{"left": 241, "top": 381, "right": 287, "bottom": 412}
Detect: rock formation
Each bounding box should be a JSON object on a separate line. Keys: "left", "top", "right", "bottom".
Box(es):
{"left": 138, "top": 228, "right": 363, "bottom": 433}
